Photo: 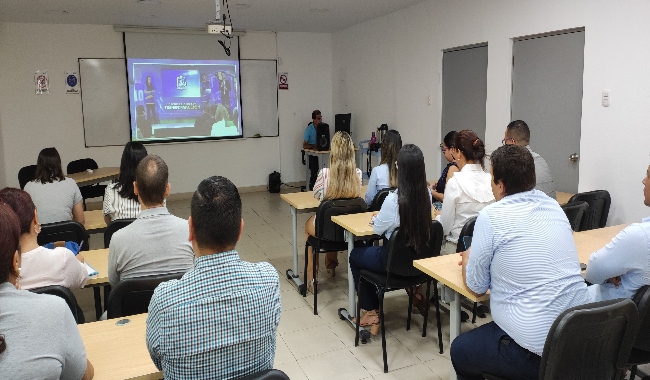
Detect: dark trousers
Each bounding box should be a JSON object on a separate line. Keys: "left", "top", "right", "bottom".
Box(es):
{"left": 349, "top": 245, "right": 388, "bottom": 311}
{"left": 146, "top": 103, "right": 159, "bottom": 124}
{"left": 451, "top": 321, "right": 541, "bottom": 380}
{"left": 308, "top": 155, "right": 319, "bottom": 190}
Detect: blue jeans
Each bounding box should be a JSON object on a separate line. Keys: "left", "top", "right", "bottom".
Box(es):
{"left": 349, "top": 245, "right": 387, "bottom": 311}
{"left": 450, "top": 322, "right": 541, "bottom": 380}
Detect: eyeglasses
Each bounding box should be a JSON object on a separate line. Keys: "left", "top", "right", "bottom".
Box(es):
{"left": 316, "top": 116, "right": 322, "bottom": 120}
{"left": 502, "top": 138, "right": 516, "bottom": 145}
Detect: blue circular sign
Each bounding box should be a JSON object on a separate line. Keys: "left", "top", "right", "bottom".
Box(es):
{"left": 66, "top": 74, "right": 78, "bottom": 87}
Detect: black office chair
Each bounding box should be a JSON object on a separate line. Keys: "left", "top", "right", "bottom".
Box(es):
{"left": 106, "top": 273, "right": 184, "bottom": 319}
{"left": 104, "top": 218, "right": 136, "bottom": 249}
{"left": 568, "top": 190, "right": 611, "bottom": 231}
{"left": 18, "top": 164, "right": 37, "bottom": 190}
{"left": 368, "top": 188, "right": 394, "bottom": 212}
{"left": 455, "top": 216, "right": 482, "bottom": 323}
{"left": 30, "top": 285, "right": 84, "bottom": 324}
{"left": 623, "top": 285, "right": 650, "bottom": 380}
{"left": 303, "top": 197, "right": 367, "bottom": 314}
{"left": 561, "top": 201, "right": 590, "bottom": 232}
{"left": 235, "top": 369, "right": 290, "bottom": 380}
{"left": 67, "top": 158, "right": 107, "bottom": 210}
{"left": 355, "top": 220, "right": 444, "bottom": 373}
{"left": 483, "top": 298, "right": 639, "bottom": 380}
{"left": 37, "top": 220, "right": 89, "bottom": 251}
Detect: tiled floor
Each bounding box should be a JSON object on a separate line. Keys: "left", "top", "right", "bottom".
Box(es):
{"left": 75, "top": 190, "right": 495, "bottom": 379}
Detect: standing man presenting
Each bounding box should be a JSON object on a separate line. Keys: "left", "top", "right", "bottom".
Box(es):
{"left": 503, "top": 120, "right": 556, "bottom": 199}
{"left": 303, "top": 110, "right": 321, "bottom": 190}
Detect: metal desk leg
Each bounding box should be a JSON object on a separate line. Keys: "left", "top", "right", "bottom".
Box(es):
{"left": 305, "top": 154, "right": 310, "bottom": 190}
{"left": 337, "top": 230, "right": 371, "bottom": 343}
{"left": 93, "top": 287, "right": 102, "bottom": 321}
{"left": 285, "top": 205, "right": 304, "bottom": 293}
{"left": 449, "top": 290, "right": 461, "bottom": 380}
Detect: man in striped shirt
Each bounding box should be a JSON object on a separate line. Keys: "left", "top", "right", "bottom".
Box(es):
{"left": 451, "top": 145, "right": 590, "bottom": 380}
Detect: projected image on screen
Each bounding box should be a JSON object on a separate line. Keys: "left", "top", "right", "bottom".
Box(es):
{"left": 127, "top": 58, "right": 241, "bottom": 142}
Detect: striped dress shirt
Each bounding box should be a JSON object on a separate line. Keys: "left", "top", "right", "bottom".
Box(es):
{"left": 146, "top": 250, "right": 281, "bottom": 380}
{"left": 102, "top": 183, "right": 142, "bottom": 221}
{"left": 466, "top": 190, "right": 591, "bottom": 355}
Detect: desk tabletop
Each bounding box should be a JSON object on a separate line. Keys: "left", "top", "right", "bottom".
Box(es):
{"left": 413, "top": 254, "right": 490, "bottom": 303}
{"left": 556, "top": 191, "right": 573, "bottom": 206}
{"left": 84, "top": 248, "right": 109, "bottom": 286}
{"left": 68, "top": 167, "right": 119, "bottom": 185}
{"left": 574, "top": 224, "right": 627, "bottom": 265}
{"left": 331, "top": 212, "right": 376, "bottom": 237}
{"left": 84, "top": 210, "right": 107, "bottom": 231}
{"left": 78, "top": 313, "right": 161, "bottom": 380}
{"left": 280, "top": 186, "right": 368, "bottom": 210}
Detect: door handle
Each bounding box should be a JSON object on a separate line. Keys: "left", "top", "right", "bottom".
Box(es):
{"left": 569, "top": 153, "right": 579, "bottom": 162}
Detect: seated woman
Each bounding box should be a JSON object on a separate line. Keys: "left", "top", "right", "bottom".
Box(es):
{"left": 305, "top": 131, "right": 362, "bottom": 292}
{"left": 24, "top": 147, "right": 85, "bottom": 226}
{"left": 585, "top": 164, "right": 650, "bottom": 301}
{"left": 437, "top": 130, "right": 494, "bottom": 256}
{"left": 430, "top": 130, "right": 459, "bottom": 208}
{"left": 0, "top": 188, "right": 88, "bottom": 291}
{"left": 349, "top": 144, "right": 432, "bottom": 332}
{"left": 364, "top": 130, "right": 401, "bottom": 206}
{"left": 0, "top": 202, "right": 94, "bottom": 379}
{"left": 103, "top": 142, "right": 148, "bottom": 225}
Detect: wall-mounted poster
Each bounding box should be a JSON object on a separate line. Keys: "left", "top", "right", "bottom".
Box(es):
{"left": 35, "top": 70, "right": 50, "bottom": 95}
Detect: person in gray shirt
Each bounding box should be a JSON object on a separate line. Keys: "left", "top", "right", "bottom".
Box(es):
{"left": 503, "top": 120, "right": 556, "bottom": 199}
{"left": 0, "top": 202, "right": 94, "bottom": 380}
{"left": 108, "top": 155, "right": 194, "bottom": 286}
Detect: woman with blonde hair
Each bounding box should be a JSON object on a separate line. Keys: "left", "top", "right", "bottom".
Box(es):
{"left": 305, "top": 131, "right": 362, "bottom": 292}
{"left": 364, "top": 129, "right": 402, "bottom": 205}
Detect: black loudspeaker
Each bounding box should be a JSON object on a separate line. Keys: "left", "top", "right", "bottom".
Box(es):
{"left": 317, "top": 123, "right": 330, "bottom": 151}
{"left": 268, "top": 171, "right": 281, "bottom": 193}
{"left": 334, "top": 113, "right": 351, "bottom": 134}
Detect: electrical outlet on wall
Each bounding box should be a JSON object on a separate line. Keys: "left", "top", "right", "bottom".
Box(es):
{"left": 602, "top": 89, "right": 611, "bottom": 107}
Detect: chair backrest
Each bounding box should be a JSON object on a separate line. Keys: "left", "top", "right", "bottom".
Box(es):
{"left": 37, "top": 221, "right": 89, "bottom": 251}
{"left": 29, "top": 285, "right": 83, "bottom": 324}
{"left": 385, "top": 220, "right": 444, "bottom": 279}
{"left": 67, "top": 158, "right": 99, "bottom": 175}
{"left": 368, "top": 188, "right": 394, "bottom": 212}
{"left": 631, "top": 285, "right": 650, "bottom": 352}
{"left": 104, "top": 218, "right": 136, "bottom": 248}
{"left": 561, "top": 201, "right": 590, "bottom": 232}
{"left": 315, "top": 197, "right": 367, "bottom": 243}
{"left": 568, "top": 190, "right": 611, "bottom": 231}
{"left": 18, "top": 165, "right": 37, "bottom": 190}
{"left": 106, "top": 273, "right": 184, "bottom": 319}
{"left": 539, "top": 298, "right": 639, "bottom": 380}
{"left": 456, "top": 216, "right": 477, "bottom": 253}
{"left": 235, "top": 369, "right": 290, "bottom": 380}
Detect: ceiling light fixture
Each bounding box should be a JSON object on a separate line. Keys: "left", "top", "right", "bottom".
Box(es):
{"left": 137, "top": 0, "right": 161, "bottom": 5}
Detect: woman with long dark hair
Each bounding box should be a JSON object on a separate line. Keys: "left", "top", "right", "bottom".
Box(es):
{"left": 24, "top": 147, "right": 85, "bottom": 225}
{"left": 431, "top": 130, "right": 459, "bottom": 206}
{"left": 0, "top": 202, "right": 94, "bottom": 379}
{"left": 364, "top": 129, "right": 402, "bottom": 205}
{"left": 144, "top": 75, "right": 158, "bottom": 124}
{"left": 102, "top": 142, "right": 148, "bottom": 224}
{"left": 349, "top": 144, "right": 431, "bottom": 332}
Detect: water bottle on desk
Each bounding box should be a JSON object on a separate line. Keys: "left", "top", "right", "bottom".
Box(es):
{"left": 370, "top": 132, "right": 376, "bottom": 145}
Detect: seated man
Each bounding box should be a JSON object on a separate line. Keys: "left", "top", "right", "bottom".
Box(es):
{"left": 108, "top": 155, "right": 194, "bottom": 286}
{"left": 585, "top": 164, "right": 650, "bottom": 301}
{"left": 451, "top": 145, "right": 590, "bottom": 379}
{"left": 146, "top": 176, "right": 281, "bottom": 379}
{"left": 503, "top": 120, "right": 556, "bottom": 199}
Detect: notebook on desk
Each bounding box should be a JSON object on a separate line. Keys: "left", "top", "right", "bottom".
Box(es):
{"left": 85, "top": 262, "right": 98, "bottom": 277}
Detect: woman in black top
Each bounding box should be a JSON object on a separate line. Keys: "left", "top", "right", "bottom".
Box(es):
{"left": 431, "top": 131, "right": 459, "bottom": 205}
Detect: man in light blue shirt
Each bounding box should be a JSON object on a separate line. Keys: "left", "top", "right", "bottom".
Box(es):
{"left": 451, "top": 145, "right": 591, "bottom": 380}
{"left": 586, "top": 165, "right": 650, "bottom": 301}
{"left": 303, "top": 110, "right": 320, "bottom": 189}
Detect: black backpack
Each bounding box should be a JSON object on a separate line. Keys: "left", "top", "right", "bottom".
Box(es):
{"left": 268, "top": 171, "right": 281, "bottom": 193}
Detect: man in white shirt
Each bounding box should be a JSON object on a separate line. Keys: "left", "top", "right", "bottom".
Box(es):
{"left": 503, "top": 120, "right": 556, "bottom": 199}
{"left": 451, "top": 144, "right": 590, "bottom": 379}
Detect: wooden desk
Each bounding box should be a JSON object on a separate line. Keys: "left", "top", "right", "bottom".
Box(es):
{"left": 84, "top": 209, "right": 107, "bottom": 232}
{"left": 556, "top": 191, "right": 574, "bottom": 206}
{"left": 83, "top": 248, "right": 110, "bottom": 321}
{"left": 69, "top": 167, "right": 119, "bottom": 187}
{"left": 575, "top": 224, "right": 627, "bottom": 265}
{"left": 78, "top": 313, "right": 161, "bottom": 380}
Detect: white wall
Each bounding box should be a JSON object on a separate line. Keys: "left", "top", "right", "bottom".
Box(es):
{"left": 333, "top": 0, "right": 650, "bottom": 225}
{"left": 0, "top": 23, "right": 331, "bottom": 192}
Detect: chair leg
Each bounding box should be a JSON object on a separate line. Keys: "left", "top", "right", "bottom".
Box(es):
{"left": 302, "top": 245, "right": 309, "bottom": 297}
{"left": 433, "top": 281, "right": 443, "bottom": 354}
{"left": 313, "top": 245, "right": 319, "bottom": 315}
{"left": 406, "top": 287, "right": 413, "bottom": 331}
{"left": 355, "top": 277, "right": 363, "bottom": 347}
{"left": 93, "top": 287, "right": 102, "bottom": 320}
{"left": 471, "top": 302, "right": 478, "bottom": 324}
{"left": 423, "top": 281, "right": 431, "bottom": 338}
{"left": 379, "top": 288, "right": 388, "bottom": 373}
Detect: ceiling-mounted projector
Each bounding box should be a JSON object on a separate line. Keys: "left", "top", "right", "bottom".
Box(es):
{"left": 207, "top": 22, "right": 232, "bottom": 34}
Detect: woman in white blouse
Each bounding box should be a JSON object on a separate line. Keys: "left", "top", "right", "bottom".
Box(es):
{"left": 437, "top": 129, "right": 494, "bottom": 255}
{"left": 364, "top": 129, "right": 401, "bottom": 205}
{"left": 0, "top": 188, "right": 88, "bottom": 291}
{"left": 103, "top": 142, "right": 147, "bottom": 225}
